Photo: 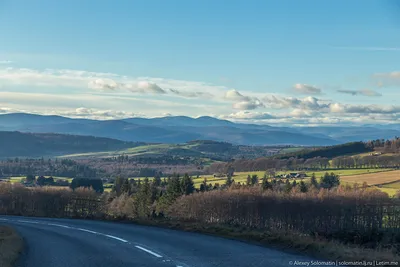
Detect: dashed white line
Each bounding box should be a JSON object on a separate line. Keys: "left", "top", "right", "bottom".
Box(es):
{"left": 77, "top": 228, "right": 99, "bottom": 234}
{"left": 6, "top": 219, "right": 173, "bottom": 262}
{"left": 47, "top": 223, "right": 72, "bottom": 229}
{"left": 135, "top": 245, "right": 163, "bottom": 258}
{"left": 104, "top": 234, "right": 128, "bottom": 243}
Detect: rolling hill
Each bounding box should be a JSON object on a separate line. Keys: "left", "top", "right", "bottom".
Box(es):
{"left": 60, "top": 140, "right": 287, "bottom": 160}
{"left": 0, "top": 131, "right": 143, "bottom": 158}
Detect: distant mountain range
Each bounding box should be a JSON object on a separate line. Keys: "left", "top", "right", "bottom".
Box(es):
{"left": 0, "top": 113, "right": 399, "bottom": 146}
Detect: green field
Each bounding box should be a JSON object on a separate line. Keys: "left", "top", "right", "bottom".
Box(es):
{"left": 8, "top": 176, "right": 73, "bottom": 183}
{"left": 6, "top": 168, "right": 399, "bottom": 195}
{"left": 381, "top": 181, "right": 400, "bottom": 189}
{"left": 373, "top": 180, "right": 400, "bottom": 197}
{"left": 372, "top": 186, "right": 398, "bottom": 197}
{"left": 59, "top": 144, "right": 175, "bottom": 158}
{"left": 235, "top": 168, "right": 393, "bottom": 181}
{"left": 190, "top": 168, "right": 398, "bottom": 189}
{"left": 298, "top": 168, "right": 393, "bottom": 178}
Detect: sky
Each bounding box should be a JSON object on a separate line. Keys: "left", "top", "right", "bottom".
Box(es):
{"left": 1, "top": 0, "right": 400, "bottom": 126}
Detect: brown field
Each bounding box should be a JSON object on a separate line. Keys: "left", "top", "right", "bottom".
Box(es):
{"left": 341, "top": 170, "right": 400, "bottom": 186}
{"left": 0, "top": 226, "right": 24, "bottom": 267}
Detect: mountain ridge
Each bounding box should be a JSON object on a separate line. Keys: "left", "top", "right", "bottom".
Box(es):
{"left": 0, "top": 113, "right": 399, "bottom": 146}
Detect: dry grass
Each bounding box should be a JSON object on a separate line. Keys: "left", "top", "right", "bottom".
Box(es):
{"left": 341, "top": 170, "right": 400, "bottom": 185}
{"left": 0, "top": 226, "right": 23, "bottom": 267}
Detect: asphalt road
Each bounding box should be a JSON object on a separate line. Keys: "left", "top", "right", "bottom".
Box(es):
{"left": 0, "top": 216, "right": 326, "bottom": 267}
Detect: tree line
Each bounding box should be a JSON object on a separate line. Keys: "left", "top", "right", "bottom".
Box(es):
{"left": 210, "top": 154, "right": 400, "bottom": 174}
{"left": 366, "top": 137, "right": 400, "bottom": 153}
{"left": 274, "top": 141, "right": 371, "bottom": 160}
{"left": 0, "top": 158, "right": 101, "bottom": 178}
{"left": 1, "top": 172, "right": 399, "bottom": 250}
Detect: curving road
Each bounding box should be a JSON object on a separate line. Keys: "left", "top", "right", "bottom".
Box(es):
{"left": 0, "top": 216, "right": 323, "bottom": 267}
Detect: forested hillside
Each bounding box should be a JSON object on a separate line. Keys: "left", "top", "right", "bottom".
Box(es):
{"left": 0, "top": 131, "right": 142, "bottom": 157}
{"left": 274, "top": 141, "right": 372, "bottom": 160}
{"left": 210, "top": 138, "right": 400, "bottom": 173}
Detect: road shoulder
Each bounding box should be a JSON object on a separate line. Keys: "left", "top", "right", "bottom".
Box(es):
{"left": 0, "top": 225, "right": 24, "bottom": 267}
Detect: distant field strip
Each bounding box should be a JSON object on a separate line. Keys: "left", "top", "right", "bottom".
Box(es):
{"left": 340, "top": 170, "right": 400, "bottom": 185}
{"left": 191, "top": 169, "right": 399, "bottom": 189}
{"left": 8, "top": 176, "right": 73, "bottom": 183}
{"left": 300, "top": 169, "right": 394, "bottom": 178}
{"left": 60, "top": 144, "right": 184, "bottom": 158}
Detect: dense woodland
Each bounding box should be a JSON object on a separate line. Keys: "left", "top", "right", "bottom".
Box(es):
{"left": 274, "top": 141, "right": 371, "bottom": 160}
{"left": 0, "top": 131, "right": 141, "bottom": 157}
{"left": 210, "top": 154, "right": 400, "bottom": 173}
{"left": 366, "top": 137, "right": 400, "bottom": 153}
{"left": 0, "top": 158, "right": 102, "bottom": 178}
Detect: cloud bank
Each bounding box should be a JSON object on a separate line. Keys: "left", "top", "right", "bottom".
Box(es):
{"left": 1, "top": 66, "right": 400, "bottom": 125}
{"left": 293, "top": 84, "right": 322, "bottom": 95}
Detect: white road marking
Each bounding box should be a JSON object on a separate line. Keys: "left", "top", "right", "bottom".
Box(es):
{"left": 104, "top": 234, "right": 128, "bottom": 243}
{"left": 6, "top": 218, "right": 181, "bottom": 263}
{"left": 13, "top": 219, "right": 129, "bottom": 244}
{"left": 47, "top": 223, "right": 72, "bottom": 229}
{"left": 135, "top": 245, "right": 163, "bottom": 258}
{"left": 77, "top": 228, "right": 99, "bottom": 234}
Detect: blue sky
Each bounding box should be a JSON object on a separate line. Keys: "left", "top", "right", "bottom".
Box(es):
{"left": 1, "top": 0, "right": 400, "bottom": 125}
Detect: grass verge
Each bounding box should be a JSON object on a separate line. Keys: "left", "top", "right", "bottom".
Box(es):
{"left": 0, "top": 225, "right": 24, "bottom": 267}
{"left": 129, "top": 219, "right": 400, "bottom": 263}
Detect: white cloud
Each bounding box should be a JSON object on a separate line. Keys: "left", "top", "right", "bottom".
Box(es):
{"left": 0, "top": 107, "right": 19, "bottom": 114}
{"left": 0, "top": 90, "right": 227, "bottom": 120}
{"left": 293, "top": 83, "right": 322, "bottom": 95}
{"left": 262, "top": 95, "right": 300, "bottom": 109}
{"left": 0, "top": 67, "right": 93, "bottom": 87}
{"left": 2, "top": 65, "right": 400, "bottom": 125}
{"left": 289, "top": 109, "right": 319, "bottom": 118}
{"left": 232, "top": 100, "right": 265, "bottom": 110}
{"left": 0, "top": 105, "right": 143, "bottom": 120}
{"left": 224, "top": 89, "right": 250, "bottom": 101}
{"left": 88, "top": 79, "right": 120, "bottom": 91}
{"left": 0, "top": 60, "right": 12, "bottom": 64}
{"left": 87, "top": 78, "right": 212, "bottom": 97}
{"left": 125, "top": 81, "right": 166, "bottom": 94}
{"left": 224, "top": 89, "right": 265, "bottom": 110}
{"left": 262, "top": 95, "right": 329, "bottom": 111}
{"left": 61, "top": 107, "right": 142, "bottom": 119}
{"left": 222, "top": 111, "right": 276, "bottom": 120}
{"left": 337, "top": 89, "right": 382, "bottom": 97}
{"left": 330, "top": 103, "right": 400, "bottom": 114}
{"left": 168, "top": 89, "right": 213, "bottom": 98}
{"left": 0, "top": 67, "right": 225, "bottom": 99}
